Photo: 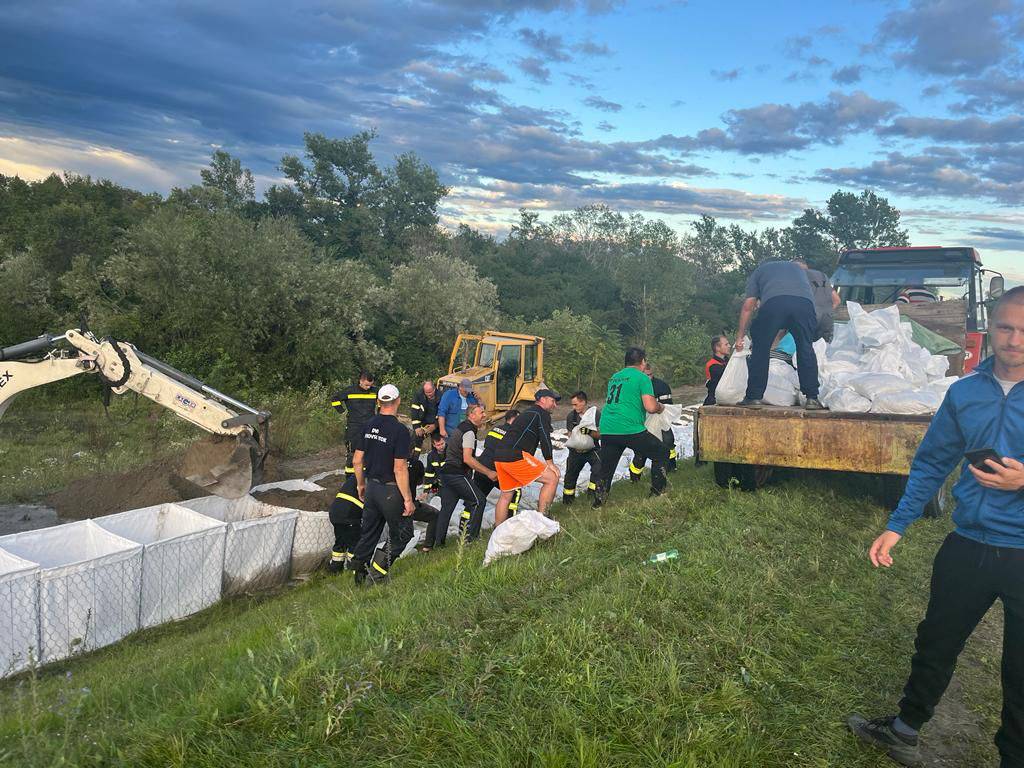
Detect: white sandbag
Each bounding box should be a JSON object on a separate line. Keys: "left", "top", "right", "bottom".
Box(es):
{"left": 763, "top": 360, "right": 799, "bottom": 406}
{"left": 822, "top": 387, "right": 872, "bottom": 413}
{"left": 483, "top": 510, "right": 560, "bottom": 566}
{"left": 0, "top": 548, "right": 39, "bottom": 676}
{"left": 646, "top": 403, "right": 683, "bottom": 438}
{"left": 714, "top": 341, "right": 750, "bottom": 405}
{"left": 847, "top": 373, "right": 916, "bottom": 401}
{"left": 928, "top": 377, "right": 958, "bottom": 399}
{"left": 848, "top": 302, "right": 900, "bottom": 347}
{"left": 566, "top": 406, "right": 598, "bottom": 451}
{"left": 250, "top": 479, "right": 325, "bottom": 493}
{"left": 871, "top": 388, "right": 943, "bottom": 415}
{"left": 926, "top": 354, "right": 950, "bottom": 379}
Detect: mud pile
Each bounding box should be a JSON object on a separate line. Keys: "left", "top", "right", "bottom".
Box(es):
{"left": 251, "top": 487, "right": 335, "bottom": 512}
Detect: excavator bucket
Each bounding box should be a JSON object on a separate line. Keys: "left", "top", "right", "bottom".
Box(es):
{"left": 177, "top": 433, "right": 261, "bottom": 499}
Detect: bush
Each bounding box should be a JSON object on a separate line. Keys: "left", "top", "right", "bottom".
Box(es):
{"left": 524, "top": 309, "right": 623, "bottom": 397}
{"left": 649, "top": 321, "right": 712, "bottom": 386}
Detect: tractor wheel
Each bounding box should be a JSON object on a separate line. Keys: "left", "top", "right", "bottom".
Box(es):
{"left": 738, "top": 464, "right": 772, "bottom": 492}
{"left": 713, "top": 462, "right": 736, "bottom": 488}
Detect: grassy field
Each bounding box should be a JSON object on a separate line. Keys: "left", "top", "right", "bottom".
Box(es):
{"left": 0, "top": 463, "right": 1003, "bottom": 767}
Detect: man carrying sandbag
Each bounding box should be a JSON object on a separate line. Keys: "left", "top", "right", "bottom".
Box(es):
{"left": 592, "top": 347, "right": 667, "bottom": 507}
{"left": 735, "top": 260, "right": 824, "bottom": 410}
{"left": 563, "top": 391, "right": 601, "bottom": 505}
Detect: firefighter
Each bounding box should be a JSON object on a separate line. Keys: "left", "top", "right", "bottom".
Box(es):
{"left": 474, "top": 410, "right": 522, "bottom": 523}
{"left": 326, "top": 473, "right": 363, "bottom": 573}
{"left": 563, "top": 392, "right": 601, "bottom": 505}
{"left": 629, "top": 362, "right": 676, "bottom": 481}
{"left": 410, "top": 379, "right": 440, "bottom": 456}
{"left": 422, "top": 432, "right": 446, "bottom": 498}
{"left": 703, "top": 335, "right": 731, "bottom": 406}
{"left": 331, "top": 371, "right": 378, "bottom": 477}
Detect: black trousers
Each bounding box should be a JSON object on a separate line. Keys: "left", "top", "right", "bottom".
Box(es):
{"left": 564, "top": 449, "right": 601, "bottom": 497}
{"left": 434, "top": 473, "right": 486, "bottom": 547}
{"left": 746, "top": 295, "right": 820, "bottom": 400}
{"left": 632, "top": 430, "right": 676, "bottom": 475}
{"left": 475, "top": 473, "right": 522, "bottom": 514}
{"left": 411, "top": 502, "right": 438, "bottom": 549}
{"left": 898, "top": 532, "right": 1024, "bottom": 765}
{"left": 599, "top": 431, "right": 668, "bottom": 494}
{"left": 328, "top": 486, "right": 363, "bottom": 556}
{"left": 351, "top": 481, "right": 413, "bottom": 573}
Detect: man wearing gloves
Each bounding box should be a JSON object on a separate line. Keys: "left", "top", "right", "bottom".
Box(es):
{"left": 563, "top": 392, "right": 601, "bottom": 505}
{"left": 849, "top": 287, "right": 1024, "bottom": 768}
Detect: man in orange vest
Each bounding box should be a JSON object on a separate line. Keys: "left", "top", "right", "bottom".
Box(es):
{"left": 703, "top": 335, "right": 731, "bottom": 406}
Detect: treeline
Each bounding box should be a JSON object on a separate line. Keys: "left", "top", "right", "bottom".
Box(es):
{"left": 0, "top": 131, "right": 909, "bottom": 399}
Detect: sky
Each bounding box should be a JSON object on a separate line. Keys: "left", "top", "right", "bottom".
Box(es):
{"left": 0, "top": 0, "right": 1022, "bottom": 283}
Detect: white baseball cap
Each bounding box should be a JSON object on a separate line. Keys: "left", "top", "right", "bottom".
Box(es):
{"left": 377, "top": 384, "right": 400, "bottom": 402}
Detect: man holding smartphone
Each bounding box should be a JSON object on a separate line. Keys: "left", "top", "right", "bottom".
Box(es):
{"left": 849, "top": 287, "right": 1024, "bottom": 767}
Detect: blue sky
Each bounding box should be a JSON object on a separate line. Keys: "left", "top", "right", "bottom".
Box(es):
{"left": 0, "top": 0, "right": 1022, "bottom": 282}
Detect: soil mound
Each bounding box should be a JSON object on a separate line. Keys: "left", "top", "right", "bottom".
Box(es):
{"left": 251, "top": 487, "right": 335, "bottom": 512}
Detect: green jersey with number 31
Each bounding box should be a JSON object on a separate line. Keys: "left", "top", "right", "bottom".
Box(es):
{"left": 600, "top": 366, "right": 654, "bottom": 435}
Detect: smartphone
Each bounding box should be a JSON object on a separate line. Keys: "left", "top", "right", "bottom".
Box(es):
{"left": 965, "top": 448, "right": 1006, "bottom": 473}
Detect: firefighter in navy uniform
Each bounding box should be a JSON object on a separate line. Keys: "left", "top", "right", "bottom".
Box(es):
{"left": 423, "top": 432, "right": 446, "bottom": 498}
{"left": 331, "top": 371, "right": 378, "bottom": 477}
{"left": 563, "top": 392, "right": 601, "bottom": 505}
{"left": 474, "top": 410, "right": 522, "bottom": 524}
{"left": 630, "top": 362, "right": 676, "bottom": 481}
{"left": 410, "top": 379, "right": 440, "bottom": 457}
{"left": 326, "top": 473, "right": 363, "bottom": 573}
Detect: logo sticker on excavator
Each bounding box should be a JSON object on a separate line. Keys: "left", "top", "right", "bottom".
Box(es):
{"left": 175, "top": 393, "right": 197, "bottom": 410}
{"left": 0, "top": 371, "right": 11, "bottom": 388}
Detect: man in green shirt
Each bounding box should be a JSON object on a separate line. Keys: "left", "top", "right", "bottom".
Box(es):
{"left": 593, "top": 346, "right": 668, "bottom": 508}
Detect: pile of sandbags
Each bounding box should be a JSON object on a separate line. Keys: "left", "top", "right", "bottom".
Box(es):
{"left": 815, "top": 302, "right": 957, "bottom": 414}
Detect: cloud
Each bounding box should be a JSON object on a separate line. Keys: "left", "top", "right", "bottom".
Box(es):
{"left": 815, "top": 146, "right": 1024, "bottom": 204}
{"left": 831, "top": 65, "right": 863, "bottom": 84}
{"left": 950, "top": 69, "right": 1024, "bottom": 113}
{"left": 517, "top": 56, "right": 552, "bottom": 83}
{"left": 574, "top": 39, "right": 612, "bottom": 56}
{"left": 878, "top": 115, "right": 1024, "bottom": 143}
{"left": 517, "top": 28, "right": 572, "bottom": 62}
{"left": 784, "top": 34, "right": 814, "bottom": 59}
{"left": 710, "top": 68, "right": 742, "bottom": 81}
{"left": 969, "top": 226, "right": 1024, "bottom": 247}
{"left": 646, "top": 90, "right": 901, "bottom": 155}
{"left": 876, "top": 0, "right": 1019, "bottom": 75}
{"left": 596, "top": 121, "right": 615, "bottom": 132}
{"left": 583, "top": 95, "right": 622, "bottom": 112}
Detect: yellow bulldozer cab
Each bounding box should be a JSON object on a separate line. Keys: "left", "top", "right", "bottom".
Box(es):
{"left": 440, "top": 331, "right": 545, "bottom": 419}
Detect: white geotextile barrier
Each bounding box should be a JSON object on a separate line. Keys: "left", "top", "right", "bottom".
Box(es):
{"left": 291, "top": 509, "right": 333, "bottom": 576}
{"left": 0, "top": 521, "right": 143, "bottom": 664}
{"left": 179, "top": 497, "right": 297, "bottom": 595}
{"left": 403, "top": 421, "right": 696, "bottom": 555}
{"left": 94, "top": 504, "right": 227, "bottom": 628}
{"left": 0, "top": 548, "right": 40, "bottom": 675}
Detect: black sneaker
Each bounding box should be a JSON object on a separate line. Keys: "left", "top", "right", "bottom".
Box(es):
{"left": 326, "top": 558, "right": 345, "bottom": 574}
{"left": 804, "top": 398, "right": 826, "bottom": 411}
{"left": 848, "top": 714, "right": 921, "bottom": 767}
{"left": 591, "top": 491, "right": 605, "bottom": 509}
{"left": 737, "top": 398, "right": 765, "bottom": 408}
{"left": 562, "top": 494, "right": 575, "bottom": 506}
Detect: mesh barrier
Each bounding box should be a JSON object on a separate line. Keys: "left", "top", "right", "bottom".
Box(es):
{"left": 291, "top": 510, "right": 333, "bottom": 576}
{"left": 0, "top": 521, "right": 143, "bottom": 665}
{"left": 0, "top": 548, "right": 39, "bottom": 676}
{"left": 93, "top": 504, "right": 227, "bottom": 628}
{"left": 179, "top": 497, "right": 297, "bottom": 596}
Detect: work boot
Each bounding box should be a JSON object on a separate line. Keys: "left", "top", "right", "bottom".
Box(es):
{"left": 562, "top": 493, "right": 575, "bottom": 506}
{"left": 804, "top": 398, "right": 826, "bottom": 411}
{"left": 648, "top": 488, "right": 667, "bottom": 498}
{"left": 591, "top": 488, "right": 605, "bottom": 509}
{"left": 847, "top": 714, "right": 921, "bottom": 767}
{"left": 737, "top": 398, "right": 765, "bottom": 408}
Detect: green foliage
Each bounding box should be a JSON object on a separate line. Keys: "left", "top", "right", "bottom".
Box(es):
{"left": 522, "top": 309, "right": 623, "bottom": 397}
{"left": 61, "top": 208, "right": 389, "bottom": 393}
{"left": 649, "top": 320, "right": 710, "bottom": 385}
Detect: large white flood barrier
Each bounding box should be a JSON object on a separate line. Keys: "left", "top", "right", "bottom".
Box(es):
{"left": 0, "top": 521, "right": 142, "bottom": 664}
{"left": 94, "top": 504, "right": 227, "bottom": 628}
{"left": 179, "top": 496, "right": 297, "bottom": 595}
{"left": 0, "top": 548, "right": 40, "bottom": 675}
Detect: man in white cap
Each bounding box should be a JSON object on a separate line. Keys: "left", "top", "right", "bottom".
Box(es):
{"left": 350, "top": 384, "right": 415, "bottom": 585}
{"left": 437, "top": 378, "right": 479, "bottom": 441}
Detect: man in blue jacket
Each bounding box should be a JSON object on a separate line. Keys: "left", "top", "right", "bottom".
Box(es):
{"left": 849, "top": 287, "right": 1024, "bottom": 768}
{"left": 437, "top": 378, "right": 479, "bottom": 441}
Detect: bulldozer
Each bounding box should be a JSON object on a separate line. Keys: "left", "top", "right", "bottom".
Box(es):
{"left": 438, "top": 331, "right": 546, "bottom": 420}
{"left": 0, "top": 329, "right": 269, "bottom": 498}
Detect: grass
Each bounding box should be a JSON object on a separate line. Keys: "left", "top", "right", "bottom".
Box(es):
{"left": 0, "top": 464, "right": 1003, "bottom": 767}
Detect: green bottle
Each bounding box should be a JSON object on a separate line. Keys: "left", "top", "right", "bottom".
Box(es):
{"left": 646, "top": 549, "right": 679, "bottom": 564}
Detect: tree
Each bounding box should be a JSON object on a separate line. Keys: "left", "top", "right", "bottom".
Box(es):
{"left": 790, "top": 189, "right": 909, "bottom": 271}
{"left": 522, "top": 309, "right": 623, "bottom": 397}
{"left": 168, "top": 151, "right": 260, "bottom": 216}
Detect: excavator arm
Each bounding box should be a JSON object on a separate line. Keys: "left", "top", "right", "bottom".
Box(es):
{"left": 0, "top": 330, "right": 269, "bottom": 498}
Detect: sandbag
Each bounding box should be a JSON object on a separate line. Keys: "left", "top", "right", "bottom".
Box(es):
{"left": 565, "top": 406, "right": 598, "bottom": 451}
{"left": 848, "top": 302, "right": 901, "bottom": 347}
{"left": 483, "top": 510, "right": 560, "bottom": 566}
{"left": 822, "top": 387, "right": 872, "bottom": 413}
{"left": 871, "top": 388, "right": 943, "bottom": 415}
{"left": 847, "top": 373, "right": 915, "bottom": 401}
{"left": 646, "top": 404, "right": 683, "bottom": 438}
{"left": 714, "top": 341, "right": 750, "bottom": 405}
{"left": 763, "top": 359, "right": 799, "bottom": 406}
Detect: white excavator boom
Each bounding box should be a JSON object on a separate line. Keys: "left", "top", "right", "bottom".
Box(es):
{"left": 0, "top": 329, "right": 269, "bottom": 498}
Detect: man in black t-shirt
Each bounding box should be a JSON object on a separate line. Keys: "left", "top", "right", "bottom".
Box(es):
{"left": 351, "top": 384, "right": 415, "bottom": 585}
{"left": 474, "top": 410, "right": 522, "bottom": 519}
{"left": 493, "top": 389, "right": 561, "bottom": 525}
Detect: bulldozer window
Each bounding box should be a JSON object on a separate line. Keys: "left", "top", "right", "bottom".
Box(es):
{"left": 478, "top": 343, "right": 496, "bottom": 368}
{"left": 524, "top": 344, "right": 537, "bottom": 382}
{"left": 496, "top": 345, "right": 521, "bottom": 405}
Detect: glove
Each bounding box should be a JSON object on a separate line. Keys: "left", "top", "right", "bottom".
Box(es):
{"left": 579, "top": 427, "right": 590, "bottom": 435}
